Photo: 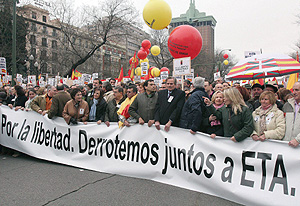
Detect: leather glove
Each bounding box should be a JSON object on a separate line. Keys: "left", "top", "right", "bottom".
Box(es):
{"left": 70, "top": 117, "right": 78, "bottom": 125}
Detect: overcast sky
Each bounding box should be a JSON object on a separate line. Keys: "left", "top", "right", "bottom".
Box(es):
{"left": 75, "top": 0, "right": 300, "bottom": 61}
{"left": 25, "top": 0, "right": 300, "bottom": 61}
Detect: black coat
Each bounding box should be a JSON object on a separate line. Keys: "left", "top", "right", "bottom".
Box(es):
{"left": 88, "top": 98, "right": 107, "bottom": 122}
{"left": 179, "top": 88, "right": 209, "bottom": 132}
{"left": 154, "top": 88, "right": 185, "bottom": 126}
{"left": 14, "top": 95, "right": 28, "bottom": 107}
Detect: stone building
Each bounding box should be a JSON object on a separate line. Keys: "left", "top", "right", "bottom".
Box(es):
{"left": 17, "top": 4, "right": 137, "bottom": 79}
{"left": 169, "top": 0, "right": 217, "bottom": 79}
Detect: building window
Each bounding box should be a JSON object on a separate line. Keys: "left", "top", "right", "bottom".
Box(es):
{"left": 52, "top": 52, "right": 58, "bottom": 61}
{"left": 52, "top": 29, "right": 57, "bottom": 37}
{"left": 31, "top": 23, "right": 37, "bottom": 32}
{"left": 42, "top": 15, "right": 47, "bottom": 22}
{"left": 52, "top": 40, "right": 57, "bottom": 49}
{"left": 41, "top": 62, "right": 47, "bottom": 73}
{"left": 42, "top": 26, "right": 47, "bottom": 34}
{"left": 42, "top": 38, "right": 47, "bottom": 47}
{"left": 41, "top": 50, "right": 47, "bottom": 60}
{"left": 30, "top": 35, "right": 36, "bottom": 45}
{"left": 32, "top": 12, "right": 37, "bottom": 19}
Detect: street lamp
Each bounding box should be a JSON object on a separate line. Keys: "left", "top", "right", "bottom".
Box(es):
{"left": 29, "top": 55, "right": 34, "bottom": 76}
{"left": 34, "top": 61, "right": 39, "bottom": 76}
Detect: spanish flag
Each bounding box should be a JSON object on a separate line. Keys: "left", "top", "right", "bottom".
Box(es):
{"left": 118, "top": 67, "right": 124, "bottom": 82}
{"left": 128, "top": 68, "right": 134, "bottom": 81}
{"left": 71, "top": 69, "right": 82, "bottom": 80}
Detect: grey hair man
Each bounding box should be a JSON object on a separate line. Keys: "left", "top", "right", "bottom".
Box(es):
{"left": 179, "top": 77, "right": 209, "bottom": 134}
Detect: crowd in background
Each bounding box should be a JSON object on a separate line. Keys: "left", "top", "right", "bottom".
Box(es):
{"left": 0, "top": 75, "right": 299, "bottom": 157}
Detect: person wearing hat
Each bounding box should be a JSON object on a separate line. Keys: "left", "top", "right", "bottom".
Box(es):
{"left": 253, "top": 83, "right": 283, "bottom": 110}
{"left": 244, "top": 84, "right": 252, "bottom": 95}
{"left": 248, "top": 83, "right": 264, "bottom": 108}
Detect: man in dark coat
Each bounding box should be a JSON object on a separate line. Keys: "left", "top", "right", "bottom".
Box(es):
{"left": 179, "top": 77, "right": 209, "bottom": 134}
{"left": 46, "top": 84, "right": 71, "bottom": 118}
{"left": 104, "top": 86, "right": 126, "bottom": 126}
{"left": 154, "top": 77, "right": 185, "bottom": 132}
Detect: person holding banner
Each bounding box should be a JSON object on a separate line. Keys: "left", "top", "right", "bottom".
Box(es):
{"left": 8, "top": 85, "right": 27, "bottom": 110}
{"left": 251, "top": 91, "right": 285, "bottom": 141}
{"left": 179, "top": 77, "right": 209, "bottom": 134}
{"left": 104, "top": 86, "right": 126, "bottom": 126}
{"left": 204, "top": 90, "right": 224, "bottom": 136}
{"left": 203, "top": 87, "right": 253, "bottom": 142}
{"left": 154, "top": 77, "right": 185, "bottom": 132}
{"left": 88, "top": 88, "right": 107, "bottom": 124}
{"left": 62, "top": 88, "right": 89, "bottom": 125}
{"left": 283, "top": 82, "right": 300, "bottom": 147}
{"left": 128, "top": 79, "right": 158, "bottom": 127}
{"left": 23, "top": 89, "right": 37, "bottom": 111}
{"left": 117, "top": 85, "right": 138, "bottom": 127}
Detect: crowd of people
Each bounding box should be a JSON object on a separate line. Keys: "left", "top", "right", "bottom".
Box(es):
{"left": 0, "top": 75, "right": 300, "bottom": 156}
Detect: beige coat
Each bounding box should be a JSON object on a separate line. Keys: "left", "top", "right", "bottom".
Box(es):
{"left": 252, "top": 104, "right": 285, "bottom": 140}
{"left": 62, "top": 99, "right": 89, "bottom": 124}
{"left": 283, "top": 98, "right": 300, "bottom": 142}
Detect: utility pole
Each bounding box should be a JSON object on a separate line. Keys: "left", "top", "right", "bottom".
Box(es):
{"left": 12, "top": 0, "right": 19, "bottom": 85}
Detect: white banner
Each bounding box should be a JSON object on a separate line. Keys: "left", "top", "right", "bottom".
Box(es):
{"left": 0, "top": 106, "right": 298, "bottom": 206}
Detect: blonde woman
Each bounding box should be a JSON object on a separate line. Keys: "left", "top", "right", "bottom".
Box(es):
{"left": 203, "top": 87, "right": 254, "bottom": 142}
{"left": 205, "top": 91, "right": 225, "bottom": 136}
{"left": 251, "top": 91, "right": 285, "bottom": 141}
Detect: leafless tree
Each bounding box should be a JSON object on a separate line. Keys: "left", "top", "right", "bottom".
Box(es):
{"left": 148, "top": 29, "right": 173, "bottom": 69}
{"left": 49, "top": 0, "right": 139, "bottom": 76}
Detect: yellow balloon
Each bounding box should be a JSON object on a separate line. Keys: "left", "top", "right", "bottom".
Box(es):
{"left": 151, "top": 45, "right": 161, "bottom": 56}
{"left": 135, "top": 67, "right": 141, "bottom": 76}
{"left": 139, "top": 58, "right": 149, "bottom": 64}
{"left": 143, "top": 0, "right": 172, "bottom": 30}
{"left": 151, "top": 67, "right": 160, "bottom": 77}
{"left": 223, "top": 60, "right": 229, "bottom": 65}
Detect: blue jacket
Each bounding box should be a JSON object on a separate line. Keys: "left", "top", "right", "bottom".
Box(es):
{"left": 179, "top": 88, "right": 209, "bottom": 132}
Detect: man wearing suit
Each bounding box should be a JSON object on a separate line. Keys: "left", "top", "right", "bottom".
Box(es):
{"left": 154, "top": 77, "right": 185, "bottom": 132}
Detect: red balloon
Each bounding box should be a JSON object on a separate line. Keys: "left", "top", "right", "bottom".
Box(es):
{"left": 160, "top": 67, "right": 170, "bottom": 74}
{"left": 145, "top": 49, "right": 150, "bottom": 55}
{"left": 168, "top": 25, "right": 202, "bottom": 60}
{"left": 137, "top": 50, "right": 147, "bottom": 60}
{"left": 223, "top": 54, "right": 229, "bottom": 59}
{"left": 129, "top": 57, "right": 133, "bottom": 65}
{"left": 141, "top": 40, "right": 151, "bottom": 50}
{"left": 148, "top": 66, "right": 155, "bottom": 78}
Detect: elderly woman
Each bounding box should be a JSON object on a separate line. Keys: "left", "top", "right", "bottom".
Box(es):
{"left": 204, "top": 87, "right": 254, "bottom": 142}
{"left": 251, "top": 91, "right": 285, "bottom": 141}
{"left": 88, "top": 88, "right": 107, "bottom": 124}
{"left": 205, "top": 90, "right": 225, "bottom": 136}
{"left": 63, "top": 88, "right": 89, "bottom": 125}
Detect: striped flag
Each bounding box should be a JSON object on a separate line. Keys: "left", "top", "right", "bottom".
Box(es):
{"left": 287, "top": 52, "right": 299, "bottom": 90}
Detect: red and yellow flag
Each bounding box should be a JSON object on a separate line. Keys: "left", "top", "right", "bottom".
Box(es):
{"left": 118, "top": 67, "right": 124, "bottom": 82}
{"left": 287, "top": 52, "right": 299, "bottom": 91}
{"left": 71, "top": 69, "right": 82, "bottom": 80}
